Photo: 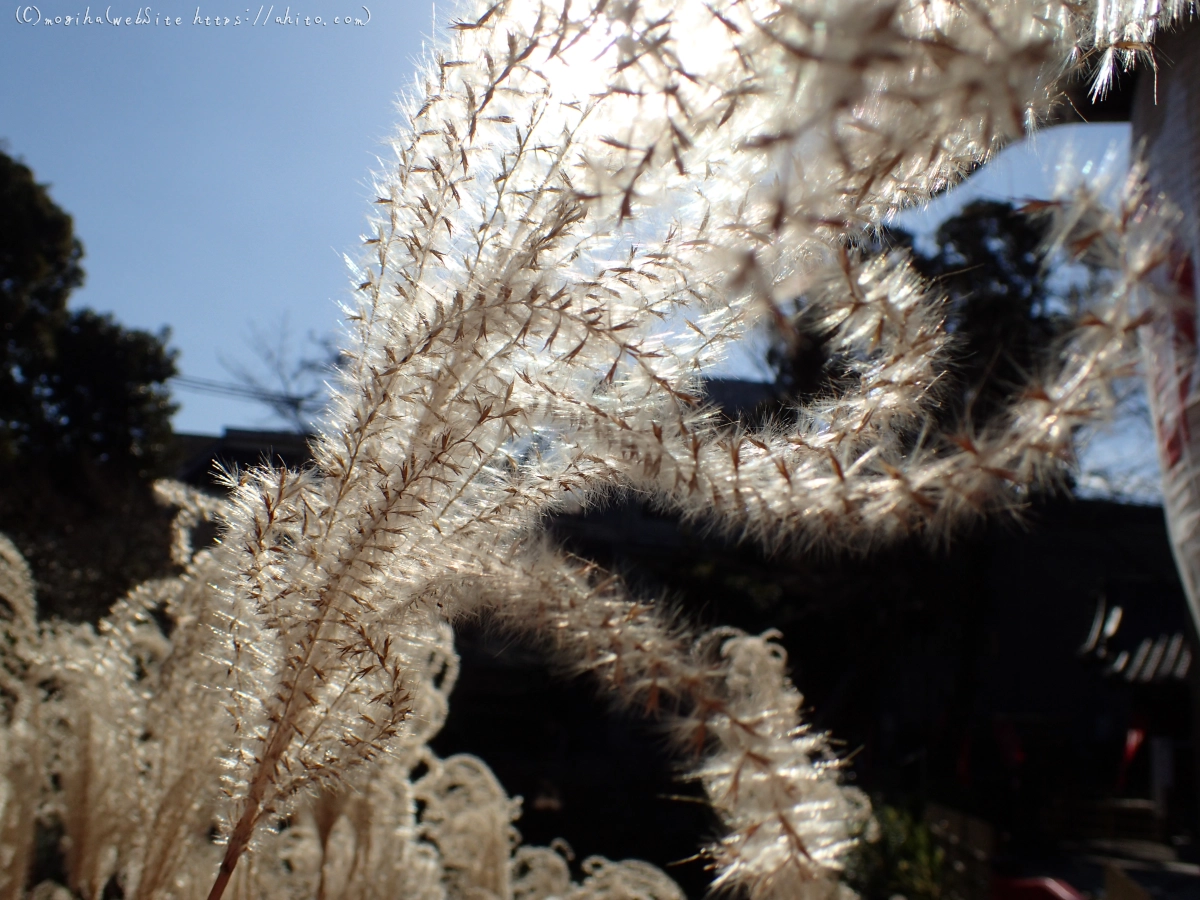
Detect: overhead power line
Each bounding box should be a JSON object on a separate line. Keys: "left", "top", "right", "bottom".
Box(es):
{"left": 171, "top": 375, "right": 308, "bottom": 410}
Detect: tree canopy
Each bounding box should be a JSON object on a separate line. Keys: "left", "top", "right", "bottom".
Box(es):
{"left": 0, "top": 148, "right": 178, "bottom": 619}
{"left": 0, "top": 150, "right": 177, "bottom": 474}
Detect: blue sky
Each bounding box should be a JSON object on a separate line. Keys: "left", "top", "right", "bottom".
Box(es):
{"left": 0, "top": 6, "right": 1156, "bottom": 499}
{"left": 1, "top": 0, "right": 438, "bottom": 432}
{"left": 893, "top": 123, "right": 1131, "bottom": 242}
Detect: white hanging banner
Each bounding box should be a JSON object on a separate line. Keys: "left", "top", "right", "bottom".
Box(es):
{"left": 1134, "top": 23, "right": 1200, "bottom": 632}
{"left": 1143, "top": 249, "right": 1200, "bottom": 629}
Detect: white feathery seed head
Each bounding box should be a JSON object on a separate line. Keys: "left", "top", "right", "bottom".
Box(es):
{"left": 0, "top": 2, "right": 1194, "bottom": 899}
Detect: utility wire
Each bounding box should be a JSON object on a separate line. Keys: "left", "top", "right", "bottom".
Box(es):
{"left": 171, "top": 375, "right": 308, "bottom": 410}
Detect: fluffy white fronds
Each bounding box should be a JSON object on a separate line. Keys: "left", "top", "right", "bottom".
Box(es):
{"left": 0, "top": 536, "right": 39, "bottom": 900}
{"left": 183, "top": 2, "right": 1191, "bottom": 896}
{"left": 37, "top": 621, "right": 148, "bottom": 898}
{"left": 561, "top": 857, "right": 686, "bottom": 900}
{"left": 0, "top": 533, "right": 661, "bottom": 900}
{"left": 297, "top": 760, "right": 444, "bottom": 900}
{"left": 0, "top": 2, "right": 1193, "bottom": 899}
{"left": 153, "top": 480, "right": 228, "bottom": 567}
{"left": 207, "top": 464, "right": 453, "bottom": 895}
{"left": 1083, "top": 0, "right": 1194, "bottom": 100}
{"left": 0, "top": 536, "right": 34, "bottom": 634}
{"left": 603, "top": 182, "right": 1177, "bottom": 554}
{"left": 0, "top": 713, "right": 38, "bottom": 900}
{"left": 443, "top": 540, "right": 872, "bottom": 898}
{"left": 414, "top": 753, "right": 521, "bottom": 899}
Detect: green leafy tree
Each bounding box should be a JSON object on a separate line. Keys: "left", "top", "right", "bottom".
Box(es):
{"left": 0, "top": 148, "right": 178, "bottom": 619}
{"left": 0, "top": 147, "right": 83, "bottom": 460}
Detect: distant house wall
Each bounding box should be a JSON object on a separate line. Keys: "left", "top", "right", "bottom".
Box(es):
{"left": 173, "top": 429, "right": 314, "bottom": 487}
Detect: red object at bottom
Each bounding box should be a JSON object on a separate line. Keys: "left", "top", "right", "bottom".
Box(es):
{"left": 992, "top": 877, "right": 1086, "bottom": 900}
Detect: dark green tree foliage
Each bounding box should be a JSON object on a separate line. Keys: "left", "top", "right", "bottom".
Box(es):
{"left": 768, "top": 200, "right": 1073, "bottom": 430}
{"left": 33, "top": 309, "right": 177, "bottom": 468}
{"left": 0, "top": 149, "right": 178, "bottom": 619}
{"left": 911, "top": 200, "right": 1069, "bottom": 427}
{"left": 0, "top": 150, "right": 82, "bottom": 459}
{"left": 0, "top": 151, "right": 177, "bottom": 471}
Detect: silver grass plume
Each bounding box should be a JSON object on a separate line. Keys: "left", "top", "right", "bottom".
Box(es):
{"left": 0, "top": 1, "right": 1194, "bottom": 899}
{"left": 0, "top": 536, "right": 39, "bottom": 900}
{"left": 185, "top": 0, "right": 1194, "bottom": 896}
